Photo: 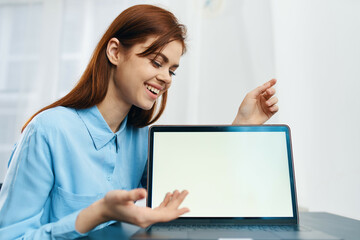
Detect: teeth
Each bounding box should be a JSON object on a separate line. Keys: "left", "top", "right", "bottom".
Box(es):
{"left": 146, "top": 84, "right": 160, "bottom": 94}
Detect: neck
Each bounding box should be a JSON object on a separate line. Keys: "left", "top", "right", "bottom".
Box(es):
{"left": 97, "top": 73, "right": 131, "bottom": 133}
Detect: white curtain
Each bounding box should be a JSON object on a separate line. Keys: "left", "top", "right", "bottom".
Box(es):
{"left": 1, "top": 0, "right": 359, "bottom": 221}
{"left": 0, "top": 0, "right": 274, "bottom": 176}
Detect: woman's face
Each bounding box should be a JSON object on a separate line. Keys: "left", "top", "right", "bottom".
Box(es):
{"left": 111, "top": 37, "right": 183, "bottom": 111}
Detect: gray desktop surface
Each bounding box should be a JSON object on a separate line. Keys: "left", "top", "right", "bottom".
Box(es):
{"left": 299, "top": 212, "right": 359, "bottom": 240}
{"left": 83, "top": 212, "right": 360, "bottom": 240}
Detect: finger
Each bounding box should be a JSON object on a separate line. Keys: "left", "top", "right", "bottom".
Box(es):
{"left": 150, "top": 191, "right": 190, "bottom": 223}
{"left": 172, "top": 190, "right": 180, "bottom": 199}
{"left": 156, "top": 206, "right": 190, "bottom": 223}
{"left": 265, "top": 96, "right": 278, "bottom": 107}
{"left": 165, "top": 205, "right": 190, "bottom": 221}
{"left": 168, "top": 190, "right": 189, "bottom": 208}
{"left": 116, "top": 188, "right": 147, "bottom": 203}
{"left": 269, "top": 105, "right": 279, "bottom": 113}
{"left": 250, "top": 78, "right": 277, "bottom": 97}
{"left": 262, "top": 87, "right": 276, "bottom": 100}
{"left": 177, "top": 207, "right": 190, "bottom": 216}
{"left": 159, "top": 192, "right": 172, "bottom": 208}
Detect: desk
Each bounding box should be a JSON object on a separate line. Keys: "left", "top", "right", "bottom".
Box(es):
{"left": 299, "top": 212, "right": 359, "bottom": 240}
{"left": 83, "top": 212, "right": 360, "bottom": 240}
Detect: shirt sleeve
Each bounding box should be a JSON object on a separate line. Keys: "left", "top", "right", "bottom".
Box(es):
{"left": 0, "top": 121, "right": 88, "bottom": 239}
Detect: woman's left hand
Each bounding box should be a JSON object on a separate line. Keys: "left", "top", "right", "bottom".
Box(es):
{"left": 232, "top": 79, "right": 279, "bottom": 125}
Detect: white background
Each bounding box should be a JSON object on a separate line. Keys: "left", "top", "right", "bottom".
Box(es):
{"left": 0, "top": 0, "right": 359, "bottom": 220}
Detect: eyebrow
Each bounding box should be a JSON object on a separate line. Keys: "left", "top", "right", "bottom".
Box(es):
{"left": 155, "top": 52, "right": 179, "bottom": 68}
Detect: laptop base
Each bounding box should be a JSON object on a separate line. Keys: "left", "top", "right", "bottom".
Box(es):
{"left": 131, "top": 225, "right": 341, "bottom": 240}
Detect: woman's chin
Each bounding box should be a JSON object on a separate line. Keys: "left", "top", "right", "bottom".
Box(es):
{"left": 136, "top": 102, "right": 155, "bottom": 111}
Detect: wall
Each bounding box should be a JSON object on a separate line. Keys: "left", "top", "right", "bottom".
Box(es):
{"left": 271, "top": 0, "right": 360, "bottom": 220}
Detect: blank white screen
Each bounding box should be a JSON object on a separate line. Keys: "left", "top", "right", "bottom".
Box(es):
{"left": 151, "top": 131, "right": 293, "bottom": 217}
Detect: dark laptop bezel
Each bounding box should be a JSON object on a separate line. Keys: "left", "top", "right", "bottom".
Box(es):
{"left": 147, "top": 125, "right": 298, "bottom": 225}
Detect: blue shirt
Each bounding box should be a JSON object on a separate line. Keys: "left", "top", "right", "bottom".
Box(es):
{"left": 0, "top": 106, "right": 148, "bottom": 239}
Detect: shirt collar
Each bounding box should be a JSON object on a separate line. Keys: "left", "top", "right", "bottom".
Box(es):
{"left": 76, "top": 105, "right": 128, "bottom": 150}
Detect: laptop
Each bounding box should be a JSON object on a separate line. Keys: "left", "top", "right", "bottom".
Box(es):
{"left": 132, "top": 125, "right": 340, "bottom": 240}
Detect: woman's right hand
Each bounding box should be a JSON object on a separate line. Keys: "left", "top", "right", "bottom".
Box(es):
{"left": 75, "top": 188, "right": 189, "bottom": 233}
{"left": 102, "top": 188, "right": 189, "bottom": 227}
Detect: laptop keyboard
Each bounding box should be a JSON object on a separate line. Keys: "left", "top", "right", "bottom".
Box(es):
{"left": 152, "top": 224, "right": 310, "bottom": 232}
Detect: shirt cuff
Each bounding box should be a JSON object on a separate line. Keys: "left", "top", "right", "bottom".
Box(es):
{"left": 51, "top": 210, "right": 87, "bottom": 238}
{"left": 51, "top": 210, "right": 116, "bottom": 238}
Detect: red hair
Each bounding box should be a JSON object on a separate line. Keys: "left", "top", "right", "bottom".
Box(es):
{"left": 22, "top": 4, "right": 187, "bottom": 132}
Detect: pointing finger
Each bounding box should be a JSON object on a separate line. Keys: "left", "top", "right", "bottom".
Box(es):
{"left": 251, "top": 79, "right": 277, "bottom": 97}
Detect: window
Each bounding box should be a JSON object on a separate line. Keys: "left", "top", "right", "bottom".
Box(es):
{"left": 0, "top": 0, "right": 136, "bottom": 181}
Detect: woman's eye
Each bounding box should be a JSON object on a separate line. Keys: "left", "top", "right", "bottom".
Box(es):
{"left": 151, "top": 60, "right": 162, "bottom": 68}
{"left": 169, "top": 70, "right": 176, "bottom": 77}
{"left": 151, "top": 59, "right": 176, "bottom": 77}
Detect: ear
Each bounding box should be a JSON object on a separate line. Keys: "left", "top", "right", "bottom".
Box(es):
{"left": 106, "top": 38, "right": 124, "bottom": 65}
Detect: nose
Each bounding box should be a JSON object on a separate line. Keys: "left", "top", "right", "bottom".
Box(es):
{"left": 156, "top": 69, "right": 172, "bottom": 85}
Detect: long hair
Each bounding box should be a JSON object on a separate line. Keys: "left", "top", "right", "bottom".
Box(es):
{"left": 22, "top": 4, "right": 186, "bottom": 132}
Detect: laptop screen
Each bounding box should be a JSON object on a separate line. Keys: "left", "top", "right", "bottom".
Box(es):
{"left": 148, "top": 125, "right": 297, "bottom": 221}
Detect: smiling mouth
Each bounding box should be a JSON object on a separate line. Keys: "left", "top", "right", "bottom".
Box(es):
{"left": 145, "top": 84, "right": 160, "bottom": 95}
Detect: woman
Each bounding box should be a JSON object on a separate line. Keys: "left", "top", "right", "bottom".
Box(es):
{"left": 0, "top": 4, "right": 278, "bottom": 239}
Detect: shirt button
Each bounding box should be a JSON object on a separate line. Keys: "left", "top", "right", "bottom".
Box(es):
{"left": 107, "top": 176, "right": 111, "bottom": 181}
